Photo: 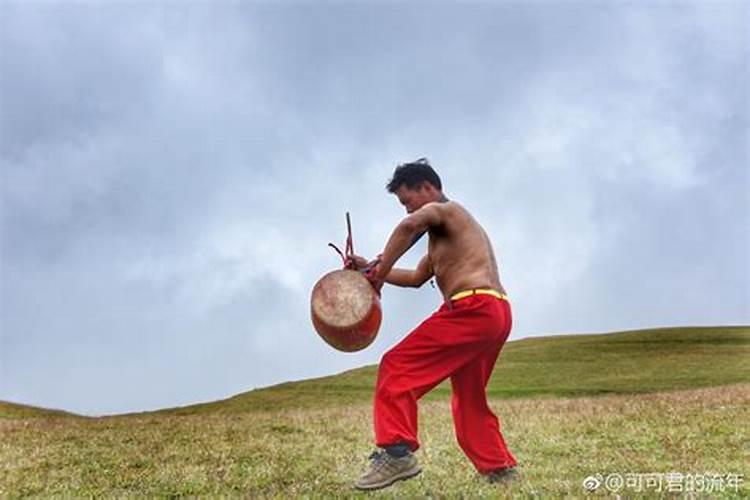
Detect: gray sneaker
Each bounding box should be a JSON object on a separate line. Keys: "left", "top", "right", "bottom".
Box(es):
{"left": 486, "top": 467, "right": 520, "bottom": 484}
{"left": 354, "top": 450, "right": 422, "bottom": 491}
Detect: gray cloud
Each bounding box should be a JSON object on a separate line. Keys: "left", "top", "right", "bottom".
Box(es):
{"left": 1, "top": 2, "right": 747, "bottom": 415}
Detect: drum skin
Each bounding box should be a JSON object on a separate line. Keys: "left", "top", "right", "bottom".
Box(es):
{"left": 311, "top": 269, "right": 382, "bottom": 352}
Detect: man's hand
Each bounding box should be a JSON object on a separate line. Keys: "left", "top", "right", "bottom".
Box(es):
{"left": 344, "top": 254, "right": 370, "bottom": 270}
{"left": 363, "top": 262, "right": 384, "bottom": 295}
{"left": 343, "top": 254, "right": 384, "bottom": 294}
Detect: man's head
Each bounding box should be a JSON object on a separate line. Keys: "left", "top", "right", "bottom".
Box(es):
{"left": 386, "top": 158, "right": 444, "bottom": 213}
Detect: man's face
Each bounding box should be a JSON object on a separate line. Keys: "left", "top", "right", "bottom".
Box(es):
{"left": 395, "top": 183, "right": 431, "bottom": 214}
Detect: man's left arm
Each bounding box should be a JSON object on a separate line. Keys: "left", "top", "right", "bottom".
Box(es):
{"left": 372, "top": 203, "right": 442, "bottom": 284}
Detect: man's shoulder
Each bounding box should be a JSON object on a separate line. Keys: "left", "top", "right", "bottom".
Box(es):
{"left": 423, "top": 200, "right": 462, "bottom": 212}
{"left": 430, "top": 200, "right": 468, "bottom": 219}
{"left": 419, "top": 201, "right": 468, "bottom": 229}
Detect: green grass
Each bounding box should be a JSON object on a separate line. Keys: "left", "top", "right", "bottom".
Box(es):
{"left": 1, "top": 326, "right": 748, "bottom": 497}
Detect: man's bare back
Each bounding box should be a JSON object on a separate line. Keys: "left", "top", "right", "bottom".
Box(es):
{"left": 424, "top": 201, "right": 507, "bottom": 301}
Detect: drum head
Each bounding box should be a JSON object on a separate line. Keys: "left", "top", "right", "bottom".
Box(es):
{"left": 310, "top": 269, "right": 382, "bottom": 352}
{"left": 311, "top": 270, "right": 375, "bottom": 328}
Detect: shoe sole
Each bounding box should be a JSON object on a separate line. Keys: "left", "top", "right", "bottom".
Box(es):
{"left": 487, "top": 469, "right": 520, "bottom": 484}
{"left": 354, "top": 465, "right": 422, "bottom": 491}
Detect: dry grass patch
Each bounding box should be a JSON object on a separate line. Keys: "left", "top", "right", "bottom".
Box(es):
{"left": 2, "top": 384, "right": 748, "bottom": 497}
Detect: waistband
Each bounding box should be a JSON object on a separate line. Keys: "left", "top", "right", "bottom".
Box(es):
{"left": 450, "top": 288, "right": 509, "bottom": 302}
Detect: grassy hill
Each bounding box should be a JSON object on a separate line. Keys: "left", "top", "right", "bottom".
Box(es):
{"left": 4, "top": 326, "right": 748, "bottom": 419}
{"left": 0, "top": 401, "right": 76, "bottom": 419}
{"left": 1, "top": 326, "right": 748, "bottom": 497}
{"left": 157, "top": 325, "right": 750, "bottom": 415}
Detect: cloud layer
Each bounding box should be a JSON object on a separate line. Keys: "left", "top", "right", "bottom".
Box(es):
{"left": 1, "top": 2, "right": 747, "bottom": 415}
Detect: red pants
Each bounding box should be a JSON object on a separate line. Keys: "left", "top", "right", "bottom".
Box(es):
{"left": 373, "top": 293, "right": 516, "bottom": 473}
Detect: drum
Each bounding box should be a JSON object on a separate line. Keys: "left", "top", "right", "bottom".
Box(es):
{"left": 310, "top": 269, "right": 382, "bottom": 352}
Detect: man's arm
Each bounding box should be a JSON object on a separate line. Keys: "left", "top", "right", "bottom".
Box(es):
{"left": 384, "top": 255, "right": 433, "bottom": 288}
{"left": 373, "top": 203, "right": 442, "bottom": 283}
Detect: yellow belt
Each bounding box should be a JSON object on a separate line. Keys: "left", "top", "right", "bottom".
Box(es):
{"left": 450, "top": 288, "right": 508, "bottom": 302}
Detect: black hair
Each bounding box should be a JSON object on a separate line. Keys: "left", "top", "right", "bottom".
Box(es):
{"left": 386, "top": 158, "right": 442, "bottom": 193}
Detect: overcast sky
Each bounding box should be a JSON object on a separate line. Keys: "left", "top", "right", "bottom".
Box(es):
{"left": 1, "top": 1, "right": 748, "bottom": 416}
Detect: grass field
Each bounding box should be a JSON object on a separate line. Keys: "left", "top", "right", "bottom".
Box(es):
{"left": 2, "top": 326, "right": 748, "bottom": 497}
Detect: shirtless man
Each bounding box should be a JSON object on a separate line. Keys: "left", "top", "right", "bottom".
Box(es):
{"left": 350, "top": 159, "right": 518, "bottom": 490}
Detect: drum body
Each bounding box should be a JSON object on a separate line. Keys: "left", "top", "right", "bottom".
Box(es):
{"left": 310, "top": 269, "right": 382, "bottom": 352}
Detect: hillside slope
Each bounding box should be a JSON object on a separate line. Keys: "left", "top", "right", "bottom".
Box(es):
{"left": 158, "top": 325, "right": 749, "bottom": 415}
{"left": 3, "top": 326, "right": 747, "bottom": 418}
{"left": 2, "top": 326, "right": 747, "bottom": 497}
{"left": 0, "top": 401, "right": 76, "bottom": 419}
